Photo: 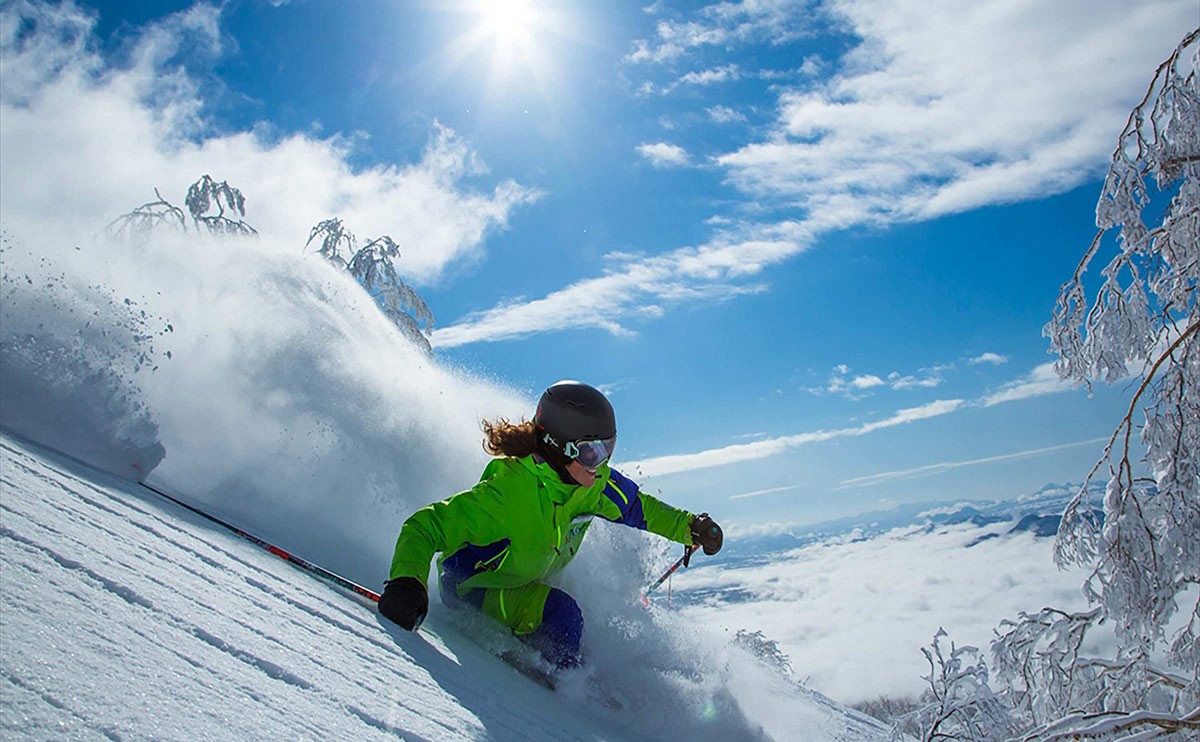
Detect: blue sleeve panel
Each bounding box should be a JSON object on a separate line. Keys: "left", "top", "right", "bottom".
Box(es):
{"left": 439, "top": 539, "right": 510, "bottom": 608}
{"left": 600, "top": 468, "right": 648, "bottom": 530}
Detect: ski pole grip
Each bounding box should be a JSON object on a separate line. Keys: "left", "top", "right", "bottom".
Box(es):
{"left": 683, "top": 542, "right": 698, "bottom": 568}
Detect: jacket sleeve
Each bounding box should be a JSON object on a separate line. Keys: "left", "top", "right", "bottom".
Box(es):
{"left": 388, "top": 477, "right": 512, "bottom": 587}
{"left": 599, "top": 467, "right": 694, "bottom": 545}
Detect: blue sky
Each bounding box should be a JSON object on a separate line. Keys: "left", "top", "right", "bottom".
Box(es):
{"left": 3, "top": 0, "right": 1196, "bottom": 531}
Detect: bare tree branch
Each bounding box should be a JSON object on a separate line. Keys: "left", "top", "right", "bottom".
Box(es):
{"left": 105, "top": 187, "right": 187, "bottom": 241}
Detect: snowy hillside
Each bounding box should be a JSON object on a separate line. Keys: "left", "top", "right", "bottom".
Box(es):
{"left": 0, "top": 185, "right": 889, "bottom": 740}
{"left": 0, "top": 434, "right": 890, "bottom": 741}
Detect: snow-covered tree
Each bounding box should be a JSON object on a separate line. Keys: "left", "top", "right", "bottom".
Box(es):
{"left": 305, "top": 218, "right": 355, "bottom": 268}
{"left": 107, "top": 180, "right": 433, "bottom": 353}
{"left": 733, "top": 628, "right": 795, "bottom": 677}
{"left": 347, "top": 236, "right": 435, "bottom": 354}
{"left": 108, "top": 175, "right": 256, "bottom": 240}
{"left": 185, "top": 174, "right": 257, "bottom": 236}
{"left": 306, "top": 222, "right": 435, "bottom": 354}
{"left": 894, "top": 30, "right": 1199, "bottom": 742}
{"left": 989, "top": 29, "right": 1199, "bottom": 739}
{"left": 895, "top": 630, "right": 1013, "bottom": 742}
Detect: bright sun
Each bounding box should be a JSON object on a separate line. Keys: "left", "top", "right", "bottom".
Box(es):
{"left": 469, "top": 0, "right": 547, "bottom": 71}
{"left": 441, "top": 0, "right": 570, "bottom": 93}
{"left": 477, "top": 0, "right": 537, "bottom": 44}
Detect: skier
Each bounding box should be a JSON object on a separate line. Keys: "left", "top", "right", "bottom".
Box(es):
{"left": 379, "top": 380, "right": 723, "bottom": 671}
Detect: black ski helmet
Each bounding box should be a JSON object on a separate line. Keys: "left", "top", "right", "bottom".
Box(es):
{"left": 534, "top": 380, "right": 616, "bottom": 456}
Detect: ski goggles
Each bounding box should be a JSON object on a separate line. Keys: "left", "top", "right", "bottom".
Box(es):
{"left": 563, "top": 436, "right": 617, "bottom": 468}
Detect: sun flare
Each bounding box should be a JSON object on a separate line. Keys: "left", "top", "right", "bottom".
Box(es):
{"left": 477, "top": 0, "right": 537, "bottom": 44}
{"left": 440, "top": 0, "right": 575, "bottom": 97}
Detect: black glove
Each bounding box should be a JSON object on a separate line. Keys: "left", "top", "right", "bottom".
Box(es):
{"left": 379, "top": 577, "right": 428, "bottom": 631}
{"left": 690, "top": 513, "right": 723, "bottom": 556}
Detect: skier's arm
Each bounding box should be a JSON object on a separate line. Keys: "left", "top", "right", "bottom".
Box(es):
{"left": 383, "top": 488, "right": 509, "bottom": 632}
{"left": 388, "top": 483, "right": 509, "bottom": 587}
{"left": 599, "top": 468, "right": 695, "bottom": 544}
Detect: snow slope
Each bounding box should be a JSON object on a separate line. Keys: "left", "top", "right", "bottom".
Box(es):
{"left": 0, "top": 434, "right": 890, "bottom": 741}
{"left": 0, "top": 200, "right": 889, "bottom": 740}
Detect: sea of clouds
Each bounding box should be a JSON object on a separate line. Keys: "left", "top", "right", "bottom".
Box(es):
{"left": 671, "top": 521, "right": 1107, "bottom": 706}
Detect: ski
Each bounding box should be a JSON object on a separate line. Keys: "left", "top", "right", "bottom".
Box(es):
{"left": 499, "top": 650, "right": 557, "bottom": 690}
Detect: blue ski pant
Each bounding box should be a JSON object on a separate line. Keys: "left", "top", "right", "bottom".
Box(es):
{"left": 439, "top": 551, "right": 583, "bottom": 669}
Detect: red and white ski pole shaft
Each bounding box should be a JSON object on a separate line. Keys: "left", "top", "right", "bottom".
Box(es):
{"left": 644, "top": 543, "right": 699, "bottom": 596}
{"left": 139, "top": 481, "right": 381, "bottom": 603}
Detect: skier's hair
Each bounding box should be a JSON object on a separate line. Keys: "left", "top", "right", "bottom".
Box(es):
{"left": 481, "top": 417, "right": 538, "bottom": 458}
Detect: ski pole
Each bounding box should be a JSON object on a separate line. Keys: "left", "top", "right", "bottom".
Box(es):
{"left": 641, "top": 544, "right": 699, "bottom": 604}
{"left": 139, "top": 481, "right": 381, "bottom": 603}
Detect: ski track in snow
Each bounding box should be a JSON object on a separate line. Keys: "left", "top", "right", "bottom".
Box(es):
{"left": 0, "top": 434, "right": 891, "bottom": 740}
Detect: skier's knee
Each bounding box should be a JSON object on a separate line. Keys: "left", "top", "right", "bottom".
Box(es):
{"left": 528, "top": 588, "right": 583, "bottom": 669}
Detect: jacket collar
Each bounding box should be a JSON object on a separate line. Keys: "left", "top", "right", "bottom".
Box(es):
{"left": 518, "top": 455, "right": 611, "bottom": 504}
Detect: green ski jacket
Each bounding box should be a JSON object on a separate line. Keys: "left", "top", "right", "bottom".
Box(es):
{"left": 388, "top": 455, "right": 695, "bottom": 597}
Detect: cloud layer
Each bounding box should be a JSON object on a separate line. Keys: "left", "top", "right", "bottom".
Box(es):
{"left": 836, "top": 437, "right": 1109, "bottom": 488}
{"left": 674, "top": 523, "right": 1101, "bottom": 705}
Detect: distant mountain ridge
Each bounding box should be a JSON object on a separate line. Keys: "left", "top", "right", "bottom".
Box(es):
{"left": 719, "top": 482, "right": 1106, "bottom": 567}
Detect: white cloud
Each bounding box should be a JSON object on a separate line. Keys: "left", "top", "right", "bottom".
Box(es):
{"left": 796, "top": 55, "right": 825, "bottom": 77}
{"left": 626, "top": 398, "right": 964, "bottom": 477}
{"left": 837, "top": 437, "right": 1110, "bottom": 488}
{"left": 626, "top": 354, "right": 1096, "bottom": 478}
{"left": 983, "top": 362, "right": 1075, "bottom": 406}
{"left": 817, "top": 363, "right": 946, "bottom": 397}
{"left": 432, "top": 232, "right": 807, "bottom": 347}
{"left": 0, "top": 2, "right": 539, "bottom": 285}
{"left": 636, "top": 141, "right": 691, "bottom": 168}
{"left": 728, "top": 483, "right": 806, "bottom": 501}
{"left": 448, "top": 2, "right": 1193, "bottom": 350}
{"left": 626, "top": 0, "right": 816, "bottom": 63}
{"left": 713, "top": 0, "right": 1194, "bottom": 223}
{"left": 851, "top": 374, "right": 885, "bottom": 389}
{"left": 888, "top": 371, "right": 944, "bottom": 390}
{"left": 915, "top": 503, "right": 980, "bottom": 519}
{"left": 862, "top": 398, "right": 963, "bottom": 431}
{"left": 677, "top": 64, "right": 741, "bottom": 86}
{"left": 969, "top": 352, "right": 1008, "bottom": 366}
{"left": 595, "top": 379, "right": 634, "bottom": 397}
{"left": 707, "top": 105, "right": 747, "bottom": 124}
{"left": 819, "top": 365, "right": 878, "bottom": 398}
